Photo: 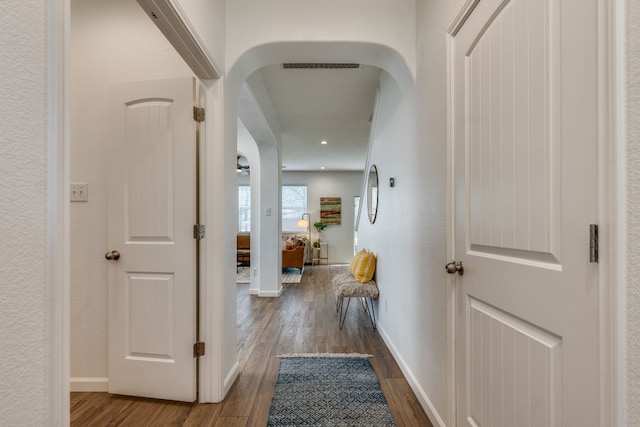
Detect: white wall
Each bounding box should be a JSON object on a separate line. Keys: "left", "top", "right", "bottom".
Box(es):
{"left": 70, "top": 0, "right": 192, "bottom": 386}
{"left": 0, "top": 0, "right": 60, "bottom": 423}
{"left": 356, "top": 65, "right": 454, "bottom": 425}
{"left": 175, "top": 0, "right": 225, "bottom": 71}
{"left": 412, "top": 3, "right": 466, "bottom": 421}
{"left": 240, "top": 73, "right": 284, "bottom": 297}
{"left": 225, "top": 0, "right": 416, "bottom": 77}
{"left": 237, "top": 120, "right": 262, "bottom": 293}
{"left": 626, "top": 0, "right": 640, "bottom": 423}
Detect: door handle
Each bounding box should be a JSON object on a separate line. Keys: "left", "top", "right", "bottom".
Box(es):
{"left": 105, "top": 250, "right": 120, "bottom": 261}
{"left": 445, "top": 261, "right": 464, "bottom": 276}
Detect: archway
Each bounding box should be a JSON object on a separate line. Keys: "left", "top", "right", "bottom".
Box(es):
{"left": 206, "top": 40, "right": 415, "bottom": 401}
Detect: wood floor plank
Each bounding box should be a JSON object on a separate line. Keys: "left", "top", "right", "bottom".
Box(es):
{"left": 382, "top": 378, "right": 434, "bottom": 427}
{"left": 213, "top": 416, "right": 248, "bottom": 427}
{"left": 182, "top": 404, "right": 221, "bottom": 427}
{"left": 71, "top": 265, "right": 433, "bottom": 426}
{"left": 219, "top": 341, "right": 273, "bottom": 418}
{"left": 245, "top": 356, "right": 279, "bottom": 426}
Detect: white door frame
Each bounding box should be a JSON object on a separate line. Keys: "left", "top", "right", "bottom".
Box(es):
{"left": 49, "top": 0, "right": 71, "bottom": 424}
{"left": 47, "top": 0, "right": 224, "bottom": 420}
{"left": 445, "top": 0, "right": 624, "bottom": 425}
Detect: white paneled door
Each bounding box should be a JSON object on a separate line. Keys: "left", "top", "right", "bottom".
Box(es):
{"left": 451, "top": 0, "right": 600, "bottom": 425}
{"left": 107, "top": 77, "right": 197, "bottom": 401}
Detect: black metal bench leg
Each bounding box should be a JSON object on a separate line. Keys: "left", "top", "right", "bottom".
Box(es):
{"left": 339, "top": 298, "right": 351, "bottom": 329}
{"left": 365, "top": 298, "right": 377, "bottom": 329}
{"left": 358, "top": 297, "right": 376, "bottom": 329}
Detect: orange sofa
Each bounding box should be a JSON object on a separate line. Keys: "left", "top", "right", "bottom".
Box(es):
{"left": 282, "top": 240, "right": 305, "bottom": 273}
{"left": 237, "top": 234, "right": 250, "bottom": 265}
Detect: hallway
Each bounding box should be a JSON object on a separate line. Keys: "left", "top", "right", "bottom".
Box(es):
{"left": 70, "top": 265, "right": 432, "bottom": 426}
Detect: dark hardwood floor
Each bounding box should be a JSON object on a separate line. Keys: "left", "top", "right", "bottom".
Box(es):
{"left": 70, "top": 265, "right": 433, "bottom": 426}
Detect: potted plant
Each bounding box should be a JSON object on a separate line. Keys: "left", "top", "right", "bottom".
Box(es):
{"left": 313, "top": 221, "right": 327, "bottom": 232}
{"left": 313, "top": 221, "right": 328, "bottom": 243}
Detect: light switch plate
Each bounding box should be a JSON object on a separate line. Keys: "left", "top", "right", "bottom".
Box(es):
{"left": 70, "top": 183, "right": 88, "bottom": 202}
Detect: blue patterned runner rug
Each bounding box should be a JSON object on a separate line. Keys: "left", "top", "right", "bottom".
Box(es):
{"left": 267, "top": 354, "right": 396, "bottom": 426}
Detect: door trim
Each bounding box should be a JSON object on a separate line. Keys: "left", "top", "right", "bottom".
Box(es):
{"left": 49, "top": 0, "right": 70, "bottom": 424}
{"left": 445, "top": 4, "right": 484, "bottom": 424}
{"left": 198, "top": 79, "right": 237, "bottom": 403}
{"left": 445, "top": 30, "right": 456, "bottom": 427}
{"left": 445, "top": 0, "right": 622, "bottom": 425}
{"left": 136, "top": 0, "right": 220, "bottom": 79}
{"left": 598, "top": 0, "right": 626, "bottom": 424}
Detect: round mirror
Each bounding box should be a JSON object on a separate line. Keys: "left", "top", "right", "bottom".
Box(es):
{"left": 367, "top": 164, "right": 379, "bottom": 224}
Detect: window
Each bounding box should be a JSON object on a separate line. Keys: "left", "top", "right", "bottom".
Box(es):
{"left": 238, "top": 186, "right": 250, "bottom": 232}
{"left": 239, "top": 185, "right": 308, "bottom": 233}
{"left": 282, "top": 185, "right": 308, "bottom": 233}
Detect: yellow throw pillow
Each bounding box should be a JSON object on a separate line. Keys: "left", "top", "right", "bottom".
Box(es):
{"left": 352, "top": 251, "right": 376, "bottom": 283}
{"left": 350, "top": 249, "right": 367, "bottom": 276}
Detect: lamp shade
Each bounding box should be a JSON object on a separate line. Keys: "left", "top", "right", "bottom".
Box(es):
{"left": 297, "top": 219, "right": 309, "bottom": 228}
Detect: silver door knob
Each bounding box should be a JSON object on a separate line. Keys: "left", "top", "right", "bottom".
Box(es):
{"left": 105, "top": 250, "right": 120, "bottom": 261}
{"left": 445, "top": 261, "right": 463, "bottom": 275}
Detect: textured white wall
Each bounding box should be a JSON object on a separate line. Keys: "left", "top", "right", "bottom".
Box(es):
{"left": 626, "top": 0, "right": 640, "bottom": 423}
{"left": 0, "top": 0, "right": 52, "bottom": 424}
{"left": 70, "top": 0, "right": 191, "bottom": 384}
{"left": 356, "top": 66, "right": 451, "bottom": 425}
{"left": 411, "top": 3, "right": 466, "bottom": 423}
{"left": 355, "top": 2, "right": 465, "bottom": 423}
{"left": 175, "top": 0, "right": 225, "bottom": 70}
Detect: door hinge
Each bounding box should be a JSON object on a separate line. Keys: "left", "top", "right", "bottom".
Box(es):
{"left": 193, "top": 224, "right": 205, "bottom": 240}
{"left": 590, "top": 224, "right": 599, "bottom": 263}
{"left": 193, "top": 341, "right": 205, "bottom": 357}
{"left": 193, "top": 106, "right": 205, "bottom": 123}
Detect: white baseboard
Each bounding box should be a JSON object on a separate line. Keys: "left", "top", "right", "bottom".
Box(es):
{"left": 258, "top": 287, "right": 283, "bottom": 297}
{"left": 377, "top": 324, "right": 447, "bottom": 427}
{"left": 223, "top": 360, "right": 241, "bottom": 397}
{"left": 70, "top": 377, "right": 109, "bottom": 392}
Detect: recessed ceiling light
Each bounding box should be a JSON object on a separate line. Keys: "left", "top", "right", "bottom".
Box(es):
{"left": 321, "top": 140, "right": 328, "bottom": 145}
{"left": 320, "top": 166, "right": 325, "bottom": 170}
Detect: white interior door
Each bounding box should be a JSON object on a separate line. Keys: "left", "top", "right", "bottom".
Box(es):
{"left": 107, "top": 77, "right": 197, "bottom": 401}
{"left": 451, "top": 0, "right": 600, "bottom": 425}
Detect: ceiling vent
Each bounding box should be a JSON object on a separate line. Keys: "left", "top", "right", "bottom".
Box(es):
{"left": 282, "top": 63, "right": 361, "bottom": 69}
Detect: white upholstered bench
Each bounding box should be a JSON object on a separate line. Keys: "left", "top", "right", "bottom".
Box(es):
{"left": 332, "top": 272, "right": 379, "bottom": 329}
